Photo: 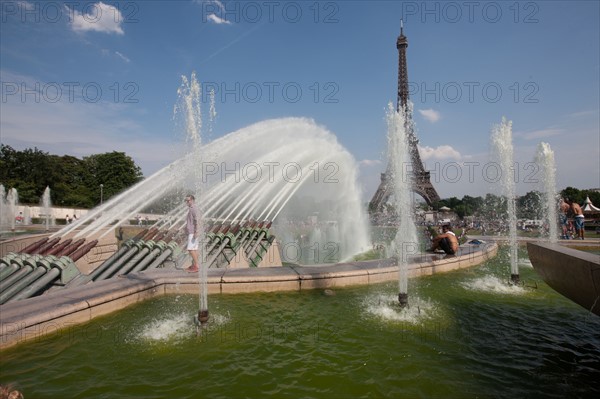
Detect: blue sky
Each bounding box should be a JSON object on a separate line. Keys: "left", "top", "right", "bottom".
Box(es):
{"left": 1, "top": 0, "right": 599, "bottom": 201}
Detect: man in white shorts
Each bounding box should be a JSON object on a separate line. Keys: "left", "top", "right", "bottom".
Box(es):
{"left": 184, "top": 194, "right": 200, "bottom": 272}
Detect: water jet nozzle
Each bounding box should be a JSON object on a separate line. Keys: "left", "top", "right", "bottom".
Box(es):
{"left": 510, "top": 274, "right": 520, "bottom": 285}
{"left": 398, "top": 292, "right": 408, "bottom": 308}
{"left": 197, "top": 309, "right": 209, "bottom": 325}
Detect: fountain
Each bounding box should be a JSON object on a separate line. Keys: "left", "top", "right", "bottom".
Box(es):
{"left": 385, "top": 103, "right": 418, "bottom": 307}
{"left": 40, "top": 186, "right": 53, "bottom": 232}
{"left": 535, "top": 142, "right": 558, "bottom": 243}
{"left": 174, "top": 72, "right": 209, "bottom": 326}
{"left": 2, "top": 79, "right": 597, "bottom": 398}
{"left": 0, "top": 186, "right": 19, "bottom": 234}
{"left": 6, "top": 188, "right": 18, "bottom": 233}
{"left": 1, "top": 245, "right": 599, "bottom": 398}
{"left": 490, "top": 117, "right": 519, "bottom": 284}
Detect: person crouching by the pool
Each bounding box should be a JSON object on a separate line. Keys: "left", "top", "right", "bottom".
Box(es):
{"left": 429, "top": 224, "right": 459, "bottom": 255}
{"left": 184, "top": 194, "right": 200, "bottom": 273}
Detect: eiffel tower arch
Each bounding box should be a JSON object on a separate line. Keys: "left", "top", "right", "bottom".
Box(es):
{"left": 369, "top": 23, "right": 440, "bottom": 222}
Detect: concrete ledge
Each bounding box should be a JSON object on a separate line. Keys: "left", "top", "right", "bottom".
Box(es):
{"left": 0, "top": 242, "right": 497, "bottom": 349}
{"left": 527, "top": 242, "right": 600, "bottom": 316}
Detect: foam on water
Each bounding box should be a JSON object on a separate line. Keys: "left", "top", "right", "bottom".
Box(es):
{"left": 135, "top": 311, "right": 231, "bottom": 343}
{"left": 462, "top": 276, "right": 528, "bottom": 295}
{"left": 363, "top": 293, "right": 438, "bottom": 324}
{"left": 136, "top": 312, "right": 194, "bottom": 342}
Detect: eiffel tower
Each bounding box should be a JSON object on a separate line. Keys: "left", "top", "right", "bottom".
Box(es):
{"left": 369, "top": 23, "right": 440, "bottom": 222}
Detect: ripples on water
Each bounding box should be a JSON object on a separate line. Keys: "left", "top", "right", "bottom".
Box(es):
{"left": 1, "top": 247, "right": 599, "bottom": 398}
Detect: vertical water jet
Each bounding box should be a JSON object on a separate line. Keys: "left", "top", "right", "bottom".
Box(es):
{"left": 386, "top": 103, "right": 418, "bottom": 307}
{"left": 491, "top": 118, "right": 519, "bottom": 284}
{"left": 535, "top": 143, "right": 558, "bottom": 243}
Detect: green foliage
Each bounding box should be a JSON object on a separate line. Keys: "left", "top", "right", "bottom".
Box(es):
{"left": 0, "top": 145, "right": 143, "bottom": 207}
{"left": 83, "top": 152, "right": 143, "bottom": 204}
{"left": 560, "top": 187, "right": 600, "bottom": 206}
{"left": 517, "top": 190, "right": 543, "bottom": 219}
{"left": 431, "top": 186, "right": 599, "bottom": 221}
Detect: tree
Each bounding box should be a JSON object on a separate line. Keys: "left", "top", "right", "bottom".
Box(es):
{"left": 517, "top": 191, "right": 543, "bottom": 219}
{"left": 83, "top": 152, "right": 143, "bottom": 204}
{"left": 1, "top": 146, "right": 144, "bottom": 207}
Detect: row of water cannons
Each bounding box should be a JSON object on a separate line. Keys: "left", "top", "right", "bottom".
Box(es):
{"left": 0, "top": 220, "right": 274, "bottom": 305}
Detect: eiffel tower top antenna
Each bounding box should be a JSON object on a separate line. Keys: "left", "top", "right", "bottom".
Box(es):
{"left": 396, "top": 19, "right": 409, "bottom": 112}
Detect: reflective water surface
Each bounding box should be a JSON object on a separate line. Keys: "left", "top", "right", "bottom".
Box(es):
{"left": 1, "top": 247, "right": 599, "bottom": 398}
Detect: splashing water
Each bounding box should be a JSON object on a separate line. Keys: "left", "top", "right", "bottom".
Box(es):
{"left": 51, "top": 77, "right": 370, "bottom": 264}
{"left": 0, "top": 185, "right": 6, "bottom": 231}
{"left": 363, "top": 293, "right": 438, "bottom": 323}
{"left": 387, "top": 103, "right": 419, "bottom": 299}
{"left": 490, "top": 118, "right": 518, "bottom": 281}
{"left": 7, "top": 187, "right": 18, "bottom": 232}
{"left": 175, "top": 72, "right": 208, "bottom": 315}
{"left": 41, "top": 186, "right": 53, "bottom": 231}
{"left": 461, "top": 276, "right": 528, "bottom": 295}
{"left": 535, "top": 142, "right": 558, "bottom": 243}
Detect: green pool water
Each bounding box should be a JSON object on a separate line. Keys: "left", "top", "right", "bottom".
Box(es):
{"left": 1, "top": 247, "right": 599, "bottom": 398}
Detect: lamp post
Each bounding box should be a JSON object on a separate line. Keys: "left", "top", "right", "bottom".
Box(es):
{"left": 100, "top": 184, "right": 104, "bottom": 205}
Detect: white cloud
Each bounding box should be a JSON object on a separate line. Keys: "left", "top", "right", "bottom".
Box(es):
{"left": 0, "top": 70, "right": 173, "bottom": 175}
{"left": 567, "top": 110, "right": 598, "bottom": 119}
{"left": 198, "top": 0, "right": 232, "bottom": 24}
{"left": 418, "top": 108, "right": 441, "bottom": 123}
{"left": 359, "top": 159, "right": 382, "bottom": 167}
{"left": 516, "top": 128, "right": 563, "bottom": 140}
{"left": 418, "top": 145, "right": 461, "bottom": 161}
{"left": 66, "top": 2, "right": 125, "bottom": 35}
{"left": 207, "top": 13, "right": 232, "bottom": 25}
{"left": 115, "top": 51, "right": 131, "bottom": 63}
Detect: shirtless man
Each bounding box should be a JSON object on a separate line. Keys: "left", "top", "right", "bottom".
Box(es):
{"left": 566, "top": 198, "right": 585, "bottom": 240}
{"left": 559, "top": 198, "right": 570, "bottom": 239}
{"left": 429, "top": 224, "right": 459, "bottom": 255}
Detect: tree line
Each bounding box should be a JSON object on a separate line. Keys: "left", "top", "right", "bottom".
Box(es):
{"left": 0, "top": 145, "right": 143, "bottom": 208}
{"left": 2, "top": 145, "right": 598, "bottom": 217}
{"left": 432, "top": 188, "right": 600, "bottom": 220}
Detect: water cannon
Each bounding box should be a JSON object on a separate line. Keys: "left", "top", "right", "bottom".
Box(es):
{"left": 34, "top": 238, "right": 61, "bottom": 255}
{"left": 20, "top": 237, "right": 49, "bottom": 254}
{"left": 44, "top": 239, "right": 73, "bottom": 256}
{"left": 59, "top": 238, "right": 86, "bottom": 257}
{"left": 195, "top": 309, "right": 209, "bottom": 326}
